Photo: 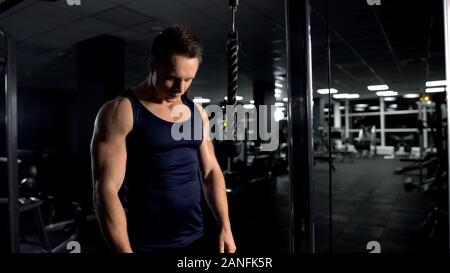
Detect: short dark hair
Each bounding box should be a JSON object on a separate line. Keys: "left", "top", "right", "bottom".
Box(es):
{"left": 151, "top": 24, "right": 203, "bottom": 64}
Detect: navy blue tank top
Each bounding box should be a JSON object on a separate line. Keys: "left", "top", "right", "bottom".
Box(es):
{"left": 121, "top": 89, "right": 204, "bottom": 251}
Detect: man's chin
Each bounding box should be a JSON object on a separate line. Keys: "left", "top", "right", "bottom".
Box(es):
{"left": 166, "top": 94, "right": 180, "bottom": 101}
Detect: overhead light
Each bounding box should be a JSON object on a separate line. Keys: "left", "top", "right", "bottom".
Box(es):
{"left": 384, "top": 97, "right": 396, "bottom": 101}
{"left": 425, "top": 80, "right": 446, "bottom": 87}
{"left": 403, "top": 94, "right": 420, "bottom": 99}
{"left": 243, "top": 104, "right": 255, "bottom": 109}
{"left": 224, "top": 96, "right": 244, "bottom": 101}
{"left": 376, "top": 91, "right": 398, "bottom": 96}
{"left": 333, "top": 93, "right": 360, "bottom": 99}
{"left": 346, "top": 94, "right": 360, "bottom": 99}
{"left": 425, "top": 87, "right": 446, "bottom": 93}
{"left": 193, "top": 97, "right": 211, "bottom": 103}
{"left": 282, "top": 97, "right": 288, "bottom": 102}
{"left": 333, "top": 93, "right": 349, "bottom": 99}
{"left": 354, "top": 107, "right": 365, "bottom": 112}
{"left": 275, "top": 82, "right": 283, "bottom": 88}
{"left": 275, "top": 75, "right": 284, "bottom": 81}
{"left": 355, "top": 104, "right": 368, "bottom": 108}
{"left": 369, "top": 106, "right": 380, "bottom": 110}
{"left": 274, "top": 109, "right": 284, "bottom": 122}
{"left": 388, "top": 104, "right": 398, "bottom": 109}
{"left": 275, "top": 88, "right": 283, "bottom": 94}
{"left": 250, "top": 99, "right": 255, "bottom": 104}
{"left": 339, "top": 106, "right": 345, "bottom": 110}
{"left": 317, "top": 88, "right": 338, "bottom": 94}
{"left": 368, "top": 84, "right": 389, "bottom": 91}
{"left": 274, "top": 93, "right": 281, "bottom": 98}
{"left": 274, "top": 102, "right": 284, "bottom": 107}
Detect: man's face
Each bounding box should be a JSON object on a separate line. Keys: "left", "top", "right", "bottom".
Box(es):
{"left": 151, "top": 54, "right": 199, "bottom": 102}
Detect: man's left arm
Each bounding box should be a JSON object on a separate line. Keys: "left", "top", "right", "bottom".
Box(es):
{"left": 196, "top": 103, "right": 236, "bottom": 253}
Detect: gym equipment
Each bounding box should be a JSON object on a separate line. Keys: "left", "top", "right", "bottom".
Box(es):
{"left": 354, "top": 125, "right": 376, "bottom": 158}
{"left": 0, "top": 161, "right": 49, "bottom": 252}
{"left": 216, "top": 0, "right": 243, "bottom": 192}
{"left": 40, "top": 197, "right": 84, "bottom": 253}
{"left": 0, "top": 27, "right": 19, "bottom": 253}
{"left": 395, "top": 93, "right": 448, "bottom": 246}
{"left": 390, "top": 134, "right": 414, "bottom": 155}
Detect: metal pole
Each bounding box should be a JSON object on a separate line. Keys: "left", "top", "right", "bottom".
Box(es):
{"left": 444, "top": 0, "right": 450, "bottom": 253}
{"left": 344, "top": 100, "right": 349, "bottom": 139}
{"left": 333, "top": 102, "right": 341, "bottom": 128}
{"left": 380, "top": 97, "right": 385, "bottom": 147}
{"left": 285, "top": 0, "right": 315, "bottom": 253}
{"left": 1, "top": 29, "right": 19, "bottom": 253}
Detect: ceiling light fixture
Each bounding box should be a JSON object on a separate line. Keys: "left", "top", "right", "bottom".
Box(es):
{"left": 376, "top": 91, "right": 398, "bottom": 96}
{"left": 425, "top": 80, "right": 446, "bottom": 87}
{"left": 368, "top": 84, "right": 389, "bottom": 91}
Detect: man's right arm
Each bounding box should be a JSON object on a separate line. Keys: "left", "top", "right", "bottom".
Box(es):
{"left": 90, "top": 98, "right": 133, "bottom": 253}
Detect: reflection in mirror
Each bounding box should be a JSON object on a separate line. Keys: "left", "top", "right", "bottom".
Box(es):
{"left": 313, "top": 0, "right": 448, "bottom": 253}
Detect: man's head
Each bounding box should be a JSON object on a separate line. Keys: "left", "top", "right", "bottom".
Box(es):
{"left": 151, "top": 24, "right": 203, "bottom": 64}
{"left": 148, "top": 25, "right": 203, "bottom": 101}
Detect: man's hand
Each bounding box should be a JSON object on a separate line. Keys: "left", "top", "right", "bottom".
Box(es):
{"left": 219, "top": 228, "right": 237, "bottom": 253}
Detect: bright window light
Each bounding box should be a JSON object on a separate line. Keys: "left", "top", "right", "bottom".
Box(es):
{"left": 355, "top": 104, "right": 368, "bottom": 108}
{"left": 275, "top": 82, "right": 283, "bottom": 88}
{"left": 275, "top": 88, "right": 283, "bottom": 93}
{"left": 274, "top": 102, "right": 284, "bottom": 107}
{"left": 282, "top": 97, "right": 288, "bottom": 102}
{"left": 369, "top": 106, "right": 380, "bottom": 110}
{"left": 243, "top": 104, "right": 255, "bottom": 109}
{"left": 250, "top": 99, "right": 255, "bottom": 104}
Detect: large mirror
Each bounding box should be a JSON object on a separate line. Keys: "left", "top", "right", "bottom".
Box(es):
{"left": 316, "top": 0, "right": 448, "bottom": 253}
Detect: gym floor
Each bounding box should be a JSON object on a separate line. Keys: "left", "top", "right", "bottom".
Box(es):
{"left": 14, "top": 156, "right": 447, "bottom": 253}
{"left": 313, "top": 157, "right": 445, "bottom": 253}
{"left": 229, "top": 156, "right": 445, "bottom": 253}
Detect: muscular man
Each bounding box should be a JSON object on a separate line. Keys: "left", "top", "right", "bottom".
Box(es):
{"left": 90, "top": 25, "right": 236, "bottom": 253}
